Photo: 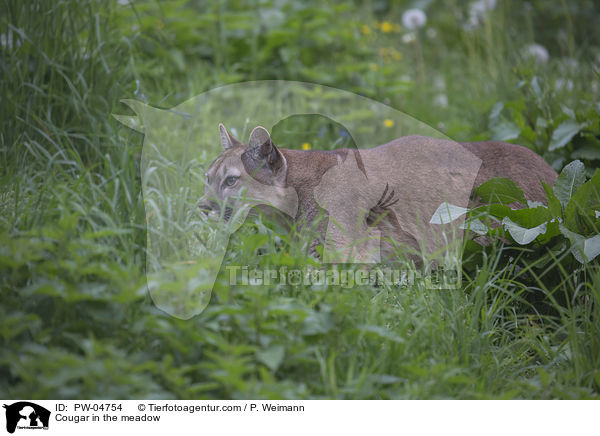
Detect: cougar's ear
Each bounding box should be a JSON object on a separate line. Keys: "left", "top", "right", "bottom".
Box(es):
{"left": 243, "top": 126, "right": 287, "bottom": 183}
{"left": 219, "top": 123, "right": 242, "bottom": 150}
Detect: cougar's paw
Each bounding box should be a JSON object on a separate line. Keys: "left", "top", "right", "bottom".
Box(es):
{"left": 309, "top": 238, "right": 322, "bottom": 259}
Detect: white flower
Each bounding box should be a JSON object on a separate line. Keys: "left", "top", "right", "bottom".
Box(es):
{"left": 402, "top": 33, "right": 416, "bottom": 44}
{"left": 470, "top": 1, "right": 487, "bottom": 20}
{"left": 426, "top": 28, "right": 437, "bottom": 38}
{"left": 523, "top": 43, "right": 549, "bottom": 63}
{"left": 433, "top": 94, "right": 448, "bottom": 108}
{"left": 467, "top": 0, "right": 497, "bottom": 29}
{"left": 402, "top": 9, "right": 427, "bottom": 30}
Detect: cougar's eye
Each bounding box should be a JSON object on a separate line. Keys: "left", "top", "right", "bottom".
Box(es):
{"left": 224, "top": 176, "right": 239, "bottom": 187}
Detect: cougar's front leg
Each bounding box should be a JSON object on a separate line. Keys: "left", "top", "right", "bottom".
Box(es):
{"left": 307, "top": 212, "right": 330, "bottom": 259}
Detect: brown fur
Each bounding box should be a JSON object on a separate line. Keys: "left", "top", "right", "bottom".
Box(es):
{"left": 200, "top": 126, "right": 558, "bottom": 263}
{"left": 461, "top": 141, "right": 557, "bottom": 204}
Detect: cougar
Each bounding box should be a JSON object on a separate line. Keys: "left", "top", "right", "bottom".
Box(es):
{"left": 198, "top": 124, "right": 557, "bottom": 263}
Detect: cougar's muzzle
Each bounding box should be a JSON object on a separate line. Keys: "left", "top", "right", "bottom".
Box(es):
{"left": 198, "top": 196, "right": 234, "bottom": 221}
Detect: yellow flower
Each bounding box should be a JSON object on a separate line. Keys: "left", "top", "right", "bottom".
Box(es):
{"left": 383, "top": 119, "right": 395, "bottom": 128}
{"left": 369, "top": 63, "right": 379, "bottom": 71}
{"left": 380, "top": 21, "right": 393, "bottom": 33}
{"left": 391, "top": 49, "right": 402, "bottom": 60}
{"left": 301, "top": 142, "right": 311, "bottom": 150}
{"left": 361, "top": 25, "right": 371, "bottom": 35}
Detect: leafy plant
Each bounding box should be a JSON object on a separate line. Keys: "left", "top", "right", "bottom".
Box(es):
{"left": 2, "top": 0, "right": 599, "bottom": 400}
{"left": 439, "top": 161, "right": 599, "bottom": 264}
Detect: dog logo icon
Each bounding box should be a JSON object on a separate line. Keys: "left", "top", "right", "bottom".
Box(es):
{"left": 3, "top": 402, "right": 50, "bottom": 434}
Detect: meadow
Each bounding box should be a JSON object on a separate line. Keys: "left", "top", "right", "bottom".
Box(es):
{"left": 1, "top": 0, "right": 599, "bottom": 399}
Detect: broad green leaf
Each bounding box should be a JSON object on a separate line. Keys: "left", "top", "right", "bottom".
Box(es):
{"left": 489, "top": 102, "right": 504, "bottom": 121}
{"left": 536, "top": 219, "right": 561, "bottom": 245}
{"left": 471, "top": 203, "right": 514, "bottom": 220}
{"left": 473, "top": 203, "right": 549, "bottom": 228}
{"left": 560, "top": 225, "right": 600, "bottom": 263}
{"left": 429, "top": 202, "right": 469, "bottom": 225}
{"left": 571, "top": 145, "right": 600, "bottom": 161}
{"left": 502, "top": 217, "right": 547, "bottom": 245}
{"left": 490, "top": 120, "right": 520, "bottom": 141}
{"left": 542, "top": 181, "right": 562, "bottom": 217}
{"left": 474, "top": 178, "right": 527, "bottom": 205}
{"left": 560, "top": 104, "right": 575, "bottom": 120}
{"left": 548, "top": 119, "right": 582, "bottom": 151}
{"left": 571, "top": 147, "right": 600, "bottom": 160}
{"left": 553, "top": 160, "right": 586, "bottom": 207}
{"left": 460, "top": 218, "right": 488, "bottom": 235}
{"left": 256, "top": 345, "right": 285, "bottom": 371}
{"left": 509, "top": 206, "right": 551, "bottom": 228}
{"left": 564, "top": 169, "right": 600, "bottom": 234}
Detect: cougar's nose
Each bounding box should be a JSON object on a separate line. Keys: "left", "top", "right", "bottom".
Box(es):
{"left": 198, "top": 197, "right": 213, "bottom": 213}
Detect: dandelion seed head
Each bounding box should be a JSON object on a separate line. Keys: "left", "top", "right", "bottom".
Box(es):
{"left": 402, "top": 9, "right": 427, "bottom": 30}
{"left": 465, "top": 0, "right": 497, "bottom": 29}
{"left": 523, "top": 43, "right": 549, "bottom": 64}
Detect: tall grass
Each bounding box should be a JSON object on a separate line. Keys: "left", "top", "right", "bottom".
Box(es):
{"left": 0, "top": 0, "right": 598, "bottom": 399}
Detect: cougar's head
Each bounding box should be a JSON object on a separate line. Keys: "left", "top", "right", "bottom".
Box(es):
{"left": 198, "top": 124, "right": 296, "bottom": 222}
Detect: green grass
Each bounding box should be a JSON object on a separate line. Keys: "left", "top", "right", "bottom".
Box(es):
{"left": 1, "top": 0, "right": 599, "bottom": 399}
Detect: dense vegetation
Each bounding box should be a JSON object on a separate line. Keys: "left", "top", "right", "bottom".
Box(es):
{"left": 1, "top": 0, "right": 599, "bottom": 399}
